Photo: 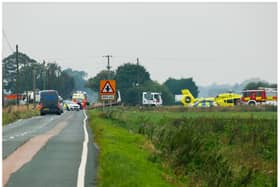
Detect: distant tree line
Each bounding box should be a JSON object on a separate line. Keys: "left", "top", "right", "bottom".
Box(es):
{"left": 86, "top": 63, "right": 198, "bottom": 105}
{"left": 2, "top": 52, "right": 75, "bottom": 98}
{"left": 244, "top": 81, "right": 277, "bottom": 90}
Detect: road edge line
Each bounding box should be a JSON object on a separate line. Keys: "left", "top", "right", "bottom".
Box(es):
{"left": 77, "top": 110, "right": 89, "bottom": 187}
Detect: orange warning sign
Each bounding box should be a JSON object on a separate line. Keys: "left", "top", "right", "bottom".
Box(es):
{"left": 100, "top": 80, "right": 116, "bottom": 96}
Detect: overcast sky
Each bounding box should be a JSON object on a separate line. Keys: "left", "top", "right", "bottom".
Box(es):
{"left": 2, "top": 3, "right": 277, "bottom": 86}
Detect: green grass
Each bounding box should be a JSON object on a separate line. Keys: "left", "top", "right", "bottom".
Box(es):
{"left": 95, "top": 107, "right": 277, "bottom": 186}
{"left": 2, "top": 105, "right": 39, "bottom": 126}
{"left": 88, "top": 110, "right": 177, "bottom": 187}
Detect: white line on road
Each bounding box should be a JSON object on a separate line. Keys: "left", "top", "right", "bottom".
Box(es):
{"left": 77, "top": 110, "right": 89, "bottom": 187}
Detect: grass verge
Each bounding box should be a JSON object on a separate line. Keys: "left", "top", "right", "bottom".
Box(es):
{"left": 96, "top": 107, "right": 277, "bottom": 186}
{"left": 88, "top": 110, "right": 178, "bottom": 187}
{"left": 2, "top": 105, "right": 39, "bottom": 126}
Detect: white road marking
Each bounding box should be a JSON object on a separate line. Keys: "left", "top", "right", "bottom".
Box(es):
{"left": 3, "top": 115, "right": 62, "bottom": 141}
{"left": 77, "top": 110, "right": 89, "bottom": 187}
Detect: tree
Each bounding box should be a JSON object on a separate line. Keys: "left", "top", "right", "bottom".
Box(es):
{"left": 86, "top": 70, "right": 115, "bottom": 92}
{"left": 164, "top": 77, "right": 199, "bottom": 98}
{"left": 3, "top": 52, "right": 37, "bottom": 93}
{"left": 115, "top": 63, "right": 150, "bottom": 90}
{"left": 2, "top": 52, "right": 76, "bottom": 99}
{"left": 244, "top": 81, "right": 277, "bottom": 90}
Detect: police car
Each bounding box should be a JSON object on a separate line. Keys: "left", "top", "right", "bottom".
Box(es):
{"left": 193, "top": 99, "right": 217, "bottom": 107}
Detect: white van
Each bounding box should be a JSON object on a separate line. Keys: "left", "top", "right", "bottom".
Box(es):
{"left": 142, "top": 92, "right": 162, "bottom": 106}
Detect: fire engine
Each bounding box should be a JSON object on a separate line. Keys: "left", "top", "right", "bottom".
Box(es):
{"left": 72, "top": 91, "right": 88, "bottom": 109}
{"left": 241, "top": 88, "right": 277, "bottom": 105}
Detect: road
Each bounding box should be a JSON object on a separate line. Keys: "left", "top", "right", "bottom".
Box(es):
{"left": 3, "top": 110, "right": 97, "bottom": 187}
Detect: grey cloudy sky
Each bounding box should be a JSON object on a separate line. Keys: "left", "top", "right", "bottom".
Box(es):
{"left": 3, "top": 3, "right": 277, "bottom": 86}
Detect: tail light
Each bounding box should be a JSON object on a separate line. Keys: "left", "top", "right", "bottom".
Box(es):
{"left": 38, "top": 103, "right": 43, "bottom": 109}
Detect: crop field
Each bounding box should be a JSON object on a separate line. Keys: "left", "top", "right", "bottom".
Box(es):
{"left": 89, "top": 106, "right": 277, "bottom": 186}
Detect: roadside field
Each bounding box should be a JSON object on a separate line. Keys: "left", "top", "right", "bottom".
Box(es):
{"left": 88, "top": 110, "right": 178, "bottom": 187}
{"left": 2, "top": 105, "right": 39, "bottom": 126}
{"left": 89, "top": 106, "right": 277, "bottom": 186}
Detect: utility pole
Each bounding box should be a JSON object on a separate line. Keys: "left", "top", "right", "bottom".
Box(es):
{"left": 43, "top": 60, "right": 46, "bottom": 90}
{"left": 16, "top": 44, "right": 19, "bottom": 106}
{"left": 2, "top": 60, "right": 6, "bottom": 107}
{"left": 136, "top": 57, "right": 141, "bottom": 105}
{"left": 33, "top": 68, "right": 36, "bottom": 108}
{"left": 102, "top": 55, "right": 112, "bottom": 80}
{"left": 102, "top": 55, "right": 113, "bottom": 109}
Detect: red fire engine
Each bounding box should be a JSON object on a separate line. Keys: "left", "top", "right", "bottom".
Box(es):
{"left": 72, "top": 91, "right": 88, "bottom": 109}
{"left": 241, "top": 88, "right": 277, "bottom": 105}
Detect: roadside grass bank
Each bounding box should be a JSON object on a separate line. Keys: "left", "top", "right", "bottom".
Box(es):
{"left": 2, "top": 105, "right": 39, "bottom": 126}
{"left": 88, "top": 110, "right": 179, "bottom": 187}
{"left": 97, "top": 108, "right": 277, "bottom": 186}
{"left": 113, "top": 105, "right": 277, "bottom": 113}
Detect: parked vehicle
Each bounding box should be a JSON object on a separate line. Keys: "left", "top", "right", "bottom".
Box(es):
{"left": 38, "top": 90, "right": 63, "bottom": 115}
{"left": 179, "top": 89, "right": 241, "bottom": 107}
{"left": 241, "top": 88, "right": 277, "bottom": 105}
{"left": 214, "top": 92, "right": 241, "bottom": 107}
{"left": 63, "top": 100, "right": 80, "bottom": 111}
{"left": 142, "top": 92, "right": 162, "bottom": 106}
{"left": 72, "top": 91, "right": 89, "bottom": 109}
{"left": 193, "top": 99, "right": 217, "bottom": 107}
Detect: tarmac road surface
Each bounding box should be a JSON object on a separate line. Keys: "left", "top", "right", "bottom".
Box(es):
{"left": 3, "top": 110, "right": 97, "bottom": 187}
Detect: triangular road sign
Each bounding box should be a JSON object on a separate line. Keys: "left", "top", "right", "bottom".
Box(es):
{"left": 101, "top": 81, "right": 115, "bottom": 94}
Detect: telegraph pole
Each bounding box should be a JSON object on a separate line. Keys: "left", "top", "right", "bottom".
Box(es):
{"left": 33, "top": 68, "right": 36, "bottom": 108}
{"left": 102, "top": 55, "right": 113, "bottom": 109}
{"left": 16, "top": 44, "right": 19, "bottom": 106}
{"left": 43, "top": 60, "right": 46, "bottom": 90}
{"left": 102, "top": 55, "right": 112, "bottom": 80}
{"left": 136, "top": 57, "right": 141, "bottom": 105}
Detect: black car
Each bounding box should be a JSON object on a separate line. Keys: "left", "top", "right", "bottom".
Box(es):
{"left": 39, "top": 90, "right": 63, "bottom": 115}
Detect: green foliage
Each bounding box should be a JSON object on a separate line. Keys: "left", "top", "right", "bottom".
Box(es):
{"left": 87, "top": 63, "right": 174, "bottom": 105}
{"left": 88, "top": 110, "right": 175, "bottom": 187}
{"left": 164, "top": 77, "right": 199, "bottom": 97}
{"left": 115, "top": 63, "right": 150, "bottom": 90}
{"left": 119, "top": 81, "right": 174, "bottom": 105}
{"left": 244, "top": 81, "right": 277, "bottom": 90}
{"left": 86, "top": 70, "right": 115, "bottom": 92}
{"left": 98, "top": 108, "right": 277, "bottom": 186}
{"left": 141, "top": 81, "right": 174, "bottom": 105}
{"left": 2, "top": 52, "right": 75, "bottom": 98}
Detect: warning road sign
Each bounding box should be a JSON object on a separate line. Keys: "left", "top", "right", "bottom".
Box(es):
{"left": 100, "top": 80, "right": 116, "bottom": 100}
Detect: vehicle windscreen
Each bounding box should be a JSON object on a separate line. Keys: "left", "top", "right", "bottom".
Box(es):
{"left": 40, "top": 91, "right": 58, "bottom": 107}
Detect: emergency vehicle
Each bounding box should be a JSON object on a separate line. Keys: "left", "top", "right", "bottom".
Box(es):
{"left": 72, "top": 91, "right": 88, "bottom": 109}
{"left": 241, "top": 88, "right": 277, "bottom": 105}
{"left": 179, "top": 89, "right": 241, "bottom": 107}
{"left": 215, "top": 92, "right": 241, "bottom": 107}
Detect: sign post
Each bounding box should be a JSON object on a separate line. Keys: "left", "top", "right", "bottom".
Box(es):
{"left": 100, "top": 80, "right": 116, "bottom": 110}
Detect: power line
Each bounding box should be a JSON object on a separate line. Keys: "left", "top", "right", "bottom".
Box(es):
{"left": 2, "top": 30, "right": 14, "bottom": 53}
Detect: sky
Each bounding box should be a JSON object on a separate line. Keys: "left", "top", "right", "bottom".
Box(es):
{"left": 2, "top": 2, "right": 277, "bottom": 86}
